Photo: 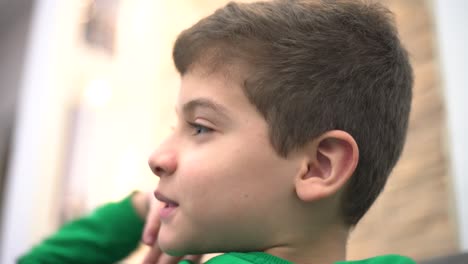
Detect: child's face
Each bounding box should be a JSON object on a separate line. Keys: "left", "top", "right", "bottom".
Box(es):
{"left": 149, "top": 70, "right": 303, "bottom": 255}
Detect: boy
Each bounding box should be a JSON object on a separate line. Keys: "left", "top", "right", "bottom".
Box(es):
{"left": 20, "top": 0, "right": 414, "bottom": 263}
{"left": 144, "top": 0, "right": 413, "bottom": 263}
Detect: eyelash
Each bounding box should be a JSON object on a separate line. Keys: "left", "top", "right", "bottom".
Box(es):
{"left": 187, "top": 122, "right": 213, "bottom": 136}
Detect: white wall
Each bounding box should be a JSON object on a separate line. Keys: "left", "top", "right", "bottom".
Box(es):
{"left": 433, "top": 0, "right": 468, "bottom": 251}
{"left": 0, "top": 0, "right": 33, "bottom": 203}
{"left": 0, "top": 0, "right": 81, "bottom": 262}
{"left": 0, "top": 0, "right": 33, "bottom": 259}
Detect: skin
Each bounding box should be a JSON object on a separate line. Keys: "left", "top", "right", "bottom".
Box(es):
{"left": 143, "top": 69, "right": 359, "bottom": 264}
{"left": 131, "top": 191, "right": 150, "bottom": 219}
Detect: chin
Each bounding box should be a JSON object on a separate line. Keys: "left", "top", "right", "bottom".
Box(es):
{"left": 158, "top": 240, "right": 185, "bottom": 257}
{"left": 158, "top": 235, "right": 224, "bottom": 257}
{"left": 158, "top": 235, "right": 200, "bottom": 257}
{"left": 161, "top": 248, "right": 186, "bottom": 257}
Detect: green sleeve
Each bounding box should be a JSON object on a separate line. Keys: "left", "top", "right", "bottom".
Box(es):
{"left": 18, "top": 193, "right": 145, "bottom": 264}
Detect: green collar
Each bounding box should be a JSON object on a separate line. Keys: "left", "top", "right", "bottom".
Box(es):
{"left": 204, "top": 252, "right": 415, "bottom": 264}
{"left": 206, "top": 252, "right": 292, "bottom": 264}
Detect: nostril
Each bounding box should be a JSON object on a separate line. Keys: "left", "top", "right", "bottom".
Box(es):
{"left": 154, "top": 166, "right": 164, "bottom": 175}
{"left": 148, "top": 152, "right": 177, "bottom": 176}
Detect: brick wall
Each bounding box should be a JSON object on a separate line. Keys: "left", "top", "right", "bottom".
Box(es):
{"left": 347, "top": 0, "right": 459, "bottom": 261}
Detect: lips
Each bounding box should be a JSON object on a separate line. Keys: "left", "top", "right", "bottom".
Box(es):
{"left": 154, "top": 191, "right": 179, "bottom": 207}
{"left": 154, "top": 191, "right": 179, "bottom": 220}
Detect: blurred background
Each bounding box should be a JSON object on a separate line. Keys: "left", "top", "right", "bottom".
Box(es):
{"left": 0, "top": 0, "right": 467, "bottom": 263}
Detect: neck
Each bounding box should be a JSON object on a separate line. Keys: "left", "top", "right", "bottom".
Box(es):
{"left": 264, "top": 223, "right": 349, "bottom": 264}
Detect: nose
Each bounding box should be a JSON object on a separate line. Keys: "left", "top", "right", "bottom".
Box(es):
{"left": 148, "top": 147, "right": 177, "bottom": 177}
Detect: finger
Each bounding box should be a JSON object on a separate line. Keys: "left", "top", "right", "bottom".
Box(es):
{"left": 142, "top": 198, "right": 163, "bottom": 245}
{"left": 156, "top": 253, "right": 183, "bottom": 264}
{"left": 141, "top": 244, "right": 163, "bottom": 264}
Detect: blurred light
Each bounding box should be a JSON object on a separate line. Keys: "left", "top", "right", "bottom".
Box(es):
{"left": 83, "top": 78, "right": 112, "bottom": 108}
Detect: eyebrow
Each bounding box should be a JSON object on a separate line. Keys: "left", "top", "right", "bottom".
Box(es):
{"left": 182, "top": 98, "right": 231, "bottom": 120}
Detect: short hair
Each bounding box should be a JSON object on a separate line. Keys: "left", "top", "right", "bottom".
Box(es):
{"left": 172, "top": 0, "right": 413, "bottom": 226}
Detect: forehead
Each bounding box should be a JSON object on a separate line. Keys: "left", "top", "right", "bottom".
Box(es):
{"left": 177, "top": 71, "right": 250, "bottom": 113}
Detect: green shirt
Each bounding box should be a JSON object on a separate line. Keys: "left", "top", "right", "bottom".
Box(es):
{"left": 19, "top": 194, "right": 415, "bottom": 264}
{"left": 205, "top": 252, "right": 415, "bottom": 264}
{"left": 18, "top": 194, "right": 145, "bottom": 264}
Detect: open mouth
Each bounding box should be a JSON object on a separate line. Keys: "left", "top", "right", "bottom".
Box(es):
{"left": 154, "top": 191, "right": 179, "bottom": 219}
{"left": 163, "top": 202, "right": 178, "bottom": 208}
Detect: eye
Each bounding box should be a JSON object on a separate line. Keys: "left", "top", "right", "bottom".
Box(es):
{"left": 188, "top": 122, "right": 213, "bottom": 136}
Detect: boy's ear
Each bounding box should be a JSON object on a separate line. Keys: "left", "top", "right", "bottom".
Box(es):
{"left": 295, "top": 130, "right": 359, "bottom": 202}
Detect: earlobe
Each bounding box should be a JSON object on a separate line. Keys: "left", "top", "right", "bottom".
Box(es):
{"left": 295, "top": 130, "right": 359, "bottom": 202}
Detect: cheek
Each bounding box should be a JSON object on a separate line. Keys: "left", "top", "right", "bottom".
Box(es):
{"left": 168, "top": 138, "right": 296, "bottom": 251}
{"left": 178, "top": 139, "right": 287, "bottom": 205}
{"left": 177, "top": 150, "right": 242, "bottom": 198}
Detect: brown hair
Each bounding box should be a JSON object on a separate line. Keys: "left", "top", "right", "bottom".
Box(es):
{"left": 172, "top": 0, "right": 413, "bottom": 226}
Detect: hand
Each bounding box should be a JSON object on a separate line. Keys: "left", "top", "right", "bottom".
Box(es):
{"left": 140, "top": 192, "right": 203, "bottom": 264}
{"left": 131, "top": 191, "right": 151, "bottom": 220}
